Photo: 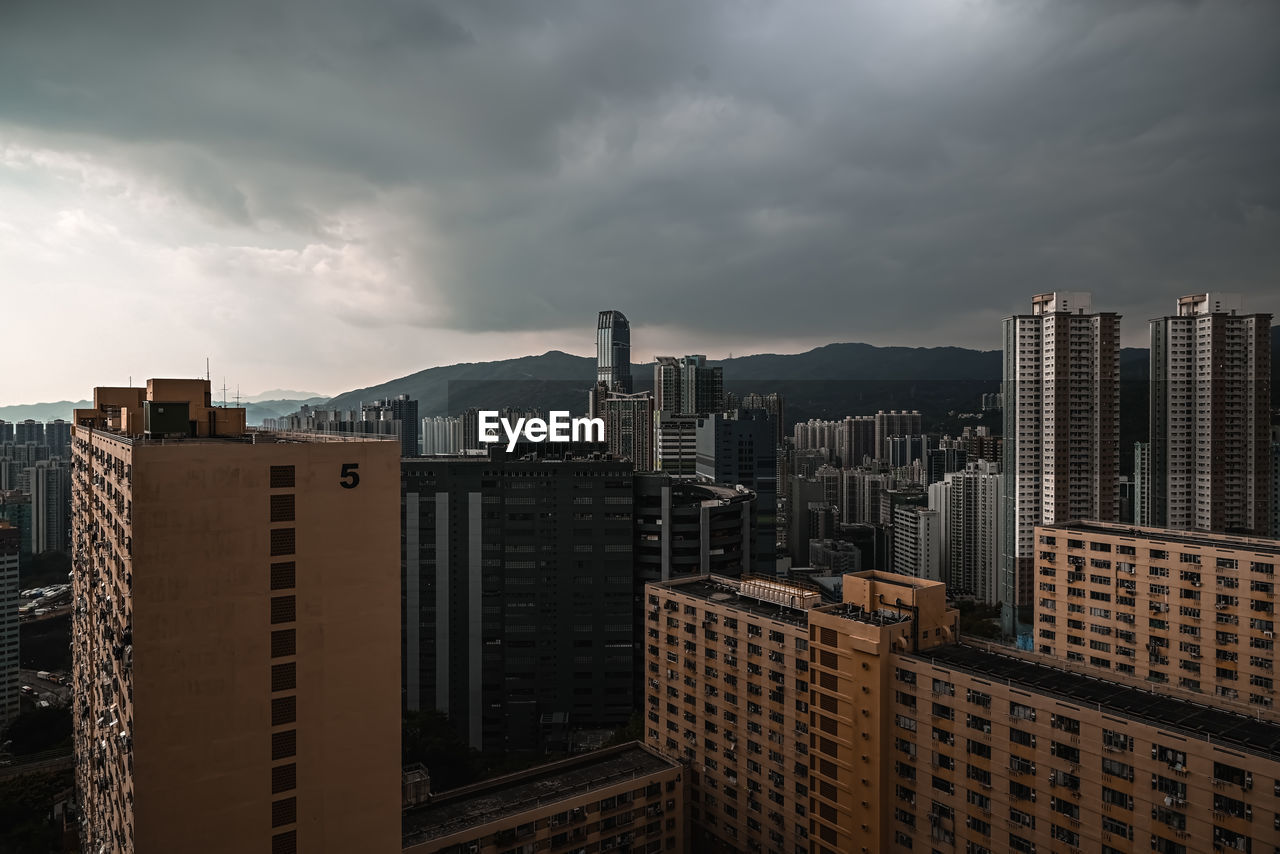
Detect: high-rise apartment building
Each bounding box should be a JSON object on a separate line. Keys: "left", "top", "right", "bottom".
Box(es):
{"left": 924, "top": 446, "right": 967, "bottom": 487}
{"left": 0, "top": 521, "right": 18, "bottom": 731}
{"left": 891, "top": 504, "right": 941, "bottom": 582}
{"left": 647, "top": 570, "right": 1280, "bottom": 854}
{"left": 874, "top": 410, "right": 922, "bottom": 461}
{"left": 654, "top": 355, "right": 723, "bottom": 416}
{"left": 596, "top": 310, "right": 633, "bottom": 394}
{"left": 401, "top": 456, "right": 636, "bottom": 752}
{"left": 929, "top": 461, "right": 1004, "bottom": 605}
{"left": 1148, "top": 293, "right": 1272, "bottom": 535}
{"left": 837, "top": 416, "right": 876, "bottom": 469}
{"left": 363, "top": 394, "right": 420, "bottom": 457}
{"left": 27, "top": 458, "right": 70, "bottom": 554}
{"left": 600, "top": 391, "right": 655, "bottom": 471}
{"left": 1033, "top": 520, "right": 1277, "bottom": 714}
{"left": 1002, "top": 292, "right": 1121, "bottom": 637}
{"left": 1135, "top": 441, "right": 1152, "bottom": 526}
{"left": 655, "top": 412, "right": 699, "bottom": 475}
{"left": 421, "top": 415, "right": 464, "bottom": 455}
{"left": 741, "top": 392, "right": 786, "bottom": 447}
{"left": 70, "top": 379, "right": 401, "bottom": 853}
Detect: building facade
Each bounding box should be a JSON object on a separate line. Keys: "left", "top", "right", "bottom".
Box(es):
{"left": 1033, "top": 521, "right": 1278, "bottom": 715}
{"left": 929, "top": 461, "right": 1004, "bottom": 605}
{"left": 401, "top": 456, "right": 636, "bottom": 752}
{"left": 596, "top": 309, "right": 633, "bottom": 394}
{"left": 1148, "top": 293, "right": 1272, "bottom": 535}
{"left": 0, "top": 522, "right": 18, "bottom": 730}
{"left": 697, "top": 410, "right": 778, "bottom": 575}
{"left": 601, "top": 391, "right": 655, "bottom": 471}
{"left": 891, "top": 505, "right": 941, "bottom": 582}
{"left": 402, "top": 743, "right": 683, "bottom": 854}
{"left": 70, "top": 379, "right": 401, "bottom": 854}
{"left": 874, "top": 411, "right": 922, "bottom": 462}
{"left": 646, "top": 569, "right": 1280, "bottom": 854}
{"left": 1002, "top": 291, "right": 1121, "bottom": 638}
{"left": 655, "top": 355, "right": 724, "bottom": 417}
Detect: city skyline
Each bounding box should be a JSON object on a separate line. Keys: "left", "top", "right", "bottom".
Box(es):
{"left": 4, "top": 1, "right": 1279, "bottom": 403}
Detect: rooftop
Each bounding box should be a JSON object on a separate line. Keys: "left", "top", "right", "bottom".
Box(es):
{"left": 402, "top": 743, "right": 677, "bottom": 847}
{"left": 659, "top": 576, "right": 813, "bottom": 629}
{"left": 1042, "top": 520, "right": 1280, "bottom": 557}
{"left": 914, "top": 644, "right": 1280, "bottom": 761}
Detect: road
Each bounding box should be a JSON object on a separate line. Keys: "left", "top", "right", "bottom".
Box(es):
{"left": 19, "top": 669, "right": 71, "bottom": 706}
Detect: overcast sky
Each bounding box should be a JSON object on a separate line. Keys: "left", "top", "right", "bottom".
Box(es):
{"left": 2, "top": 0, "right": 1277, "bottom": 404}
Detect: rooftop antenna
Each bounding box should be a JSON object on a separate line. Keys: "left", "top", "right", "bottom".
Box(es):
{"left": 206, "top": 357, "right": 210, "bottom": 383}
{"left": 221, "top": 379, "right": 229, "bottom": 408}
{"left": 234, "top": 385, "right": 241, "bottom": 407}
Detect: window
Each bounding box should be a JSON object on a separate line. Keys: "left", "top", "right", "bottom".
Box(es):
{"left": 270, "top": 493, "right": 296, "bottom": 522}
{"left": 271, "top": 596, "right": 296, "bottom": 625}
{"left": 271, "top": 629, "right": 296, "bottom": 658}
{"left": 270, "top": 562, "right": 296, "bottom": 591}
{"left": 272, "top": 696, "right": 296, "bottom": 727}
{"left": 271, "top": 662, "right": 296, "bottom": 692}
{"left": 271, "top": 797, "right": 297, "bottom": 828}
{"left": 271, "top": 763, "right": 296, "bottom": 794}
{"left": 270, "top": 465, "right": 295, "bottom": 488}
{"left": 270, "top": 528, "right": 296, "bottom": 557}
{"left": 272, "top": 730, "right": 297, "bottom": 760}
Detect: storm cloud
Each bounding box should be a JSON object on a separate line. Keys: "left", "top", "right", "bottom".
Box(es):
{"left": 2, "top": 0, "right": 1277, "bottom": 401}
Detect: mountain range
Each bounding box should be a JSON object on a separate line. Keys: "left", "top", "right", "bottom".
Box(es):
{"left": 6, "top": 330, "right": 1275, "bottom": 470}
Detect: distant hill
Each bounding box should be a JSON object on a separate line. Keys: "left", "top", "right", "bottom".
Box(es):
{"left": 245, "top": 389, "right": 326, "bottom": 403}
{"left": 0, "top": 400, "right": 92, "bottom": 422}
{"left": 0, "top": 397, "right": 328, "bottom": 426}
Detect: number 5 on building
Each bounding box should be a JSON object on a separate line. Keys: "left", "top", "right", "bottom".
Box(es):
{"left": 339, "top": 463, "right": 360, "bottom": 489}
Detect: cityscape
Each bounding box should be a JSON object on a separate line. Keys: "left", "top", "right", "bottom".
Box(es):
{"left": 2, "top": 2, "right": 1279, "bottom": 853}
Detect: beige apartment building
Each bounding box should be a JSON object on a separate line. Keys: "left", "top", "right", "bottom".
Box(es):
{"left": 647, "top": 570, "right": 1280, "bottom": 854}
{"left": 71, "top": 379, "right": 402, "bottom": 853}
{"left": 1034, "top": 521, "right": 1277, "bottom": 716}
{"left": 401, "top": 742, "right": 684, "bottom": 853}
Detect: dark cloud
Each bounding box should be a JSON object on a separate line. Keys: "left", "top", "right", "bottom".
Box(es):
{"left": 2, "top": 0, "right": 1277, "bottom": 347}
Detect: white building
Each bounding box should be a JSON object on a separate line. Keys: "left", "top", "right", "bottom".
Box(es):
{"left": 1147, "top": 293, "right": 1272, "bottom": 535}
{"left": 1001, "top": 292, "right": 1120, "bottom": 635}
{"left": 932, "top": 460, "right": 1005, "bottom": 605}
{"left": 891, "top": 504, "right": 941, "bottom": 582}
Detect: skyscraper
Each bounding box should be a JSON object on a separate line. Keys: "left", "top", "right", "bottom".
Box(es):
{"left": 873, "top": 410, "right": 922, "bottom": 461}
{"left": 363, "top": 393, "right": 420, "bottom": 457}
{"left": 1002, "top": 292, "right": 1120, "bottom": 638}
{"left": 654, "top": 355, "right": 723, "bottom": 416}
{"left": 1148, "top": 293, "right": 1272, "bottom": 535}
{"left": 401, "top": 456, "right": 635, "bottom": 752}
{"left": 929, "top": 460, "right": 1004, "bottom": 604}
{"left": 0, "top": 522, "right": 18, "bottom": 731}
{"left": 26, "top": 459, "right": 70, "bottom": 554}
{"left": 696, "top": 409, "right": 778, "bottom": 574}
{"left": 600, "top": 391, "right": 655, "bottom": 470}
{"left": 71, "top": 379, "right": 401, "bottom": 853}
{"left": 596, "top": 310, "right": 633, "bottom": 394}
